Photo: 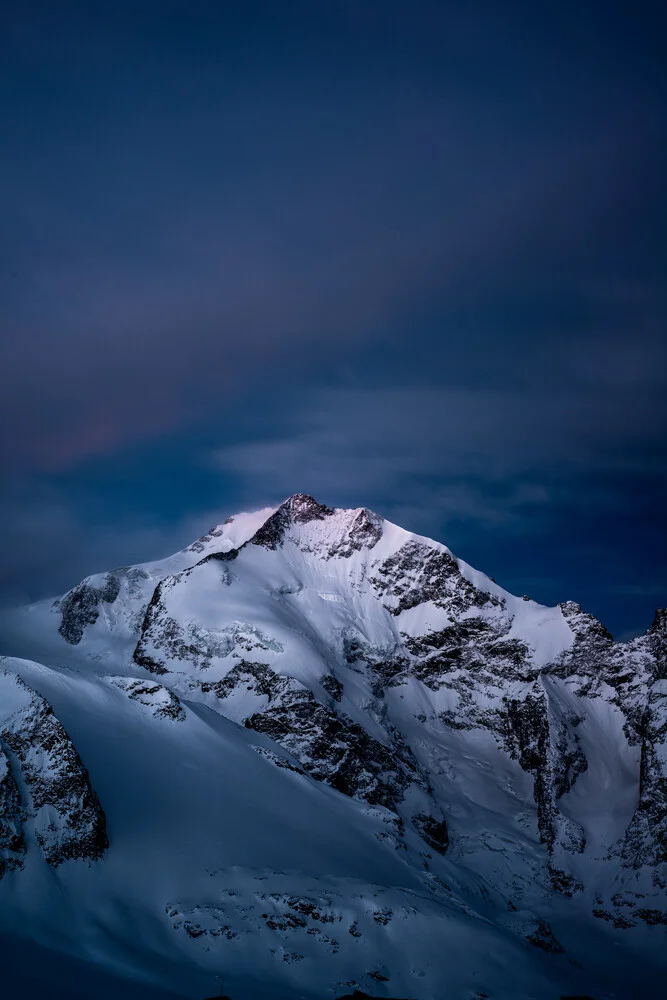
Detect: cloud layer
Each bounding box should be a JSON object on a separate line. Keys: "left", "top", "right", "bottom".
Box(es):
{"left": 0, "top": 3, "right": 664, "bottom": 635}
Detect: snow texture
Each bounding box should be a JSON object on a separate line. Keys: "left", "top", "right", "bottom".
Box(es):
{"left": 0, "top": 493, "right": 665, "bottom": 999}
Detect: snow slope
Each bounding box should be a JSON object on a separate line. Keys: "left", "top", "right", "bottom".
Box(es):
{"left": 0, "top": 494, "right": 665, "bottom": 999}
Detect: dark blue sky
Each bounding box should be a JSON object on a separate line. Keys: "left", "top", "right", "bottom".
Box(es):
{"left": 1, "top": 1, "right": 665, "bottom": 637}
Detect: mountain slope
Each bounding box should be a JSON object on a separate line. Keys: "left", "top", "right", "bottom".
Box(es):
{"left": 0, "top": 494, "right": 665, "bottom": 999}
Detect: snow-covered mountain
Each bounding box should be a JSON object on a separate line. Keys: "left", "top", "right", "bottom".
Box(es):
{"left": 0, "top": 494, "right": 665, "bottom": 999}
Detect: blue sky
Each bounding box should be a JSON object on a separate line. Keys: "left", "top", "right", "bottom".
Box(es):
{"left": 1, "top": 1, "right": 665, "bottom": 636}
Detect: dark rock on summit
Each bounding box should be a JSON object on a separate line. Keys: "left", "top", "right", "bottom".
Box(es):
{"left": 251, "top": 494, "right": 334, "bottom": 549}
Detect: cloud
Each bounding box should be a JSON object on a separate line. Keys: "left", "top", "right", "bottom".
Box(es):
{"left": 212, "top": 371, "right": 665, "bottom": 490}
{"left": 1, "top": 40, "right": 661, "bottom": 471}
{"left": 205, "top": 327, "right": 666, "bottom": 557}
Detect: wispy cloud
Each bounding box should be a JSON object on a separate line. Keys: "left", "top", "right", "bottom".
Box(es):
{"left": 211, "top": 370, "right": 666, "bottom": 507}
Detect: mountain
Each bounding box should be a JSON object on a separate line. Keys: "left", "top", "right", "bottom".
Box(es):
{"left": 0, "top": 494, "right": 665, "bottom": 999}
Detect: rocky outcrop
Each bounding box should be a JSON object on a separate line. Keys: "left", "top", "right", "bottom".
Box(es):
{"left": 403, "top": 621, "right": 535, "bottom": 689}
{"left": 251, "top": 494, "right": 334, "bottom": 550}
{"left": 371, "top": 540, "right": 500, "bottom": 617}
{"left": 411, "top": 813, "right": 449, "bottom": 855}
{"left": 321, "top": 673, "right": 344, "bottom": 702}
{"left": 249, "top": 496, "right": 382, "bottom": 562}
{"left": 133, "top": 580, "right": 190, "bottom": 674}
{"left": 0, "top": 747, "right": 25, "bottom": 877}
{"left": 198, "top": 659, "right": 446, "bottom": 852}
{"left": 647, "top": 608, "right": 667, "bottom": 677}
{"left": 56, "top": 573, "right": 121, "bottom": 644}
{"left": 496, "top": 689, "right": 586, "bottom": 892}
{"left": 203, "top": 660, "right": 414, "bottom": 810}
{"left": 543, "top": 605, "right": 667, "bottom": 879}
{"left": 326, "top": 508, "right": 383, "bottom": 558}
{"left": 111, "top": 677, "right": 185, "bottom": 721}
{"left": 184, "top": 523, "right": 226, "bottom": 554}
{"left": 135, "top": 575, "right": 284, "bottom": 675}
{"left": 622, "top": 678, "right": 667, "bottom": 873}
{"left": 0, "top": 673, "right": 108, "bottom": 867}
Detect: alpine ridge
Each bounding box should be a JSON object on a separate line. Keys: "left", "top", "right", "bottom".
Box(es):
{"left": 0, "top": 494, "right": 664, "bottom": 1000}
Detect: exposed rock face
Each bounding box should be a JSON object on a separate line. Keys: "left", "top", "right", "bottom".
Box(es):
{"left": 0, "top": 747, "right": 25, "bottom": 877}
{"left": 370, "top": 540, "right": 497, "bottom": 617}
{"left": 0, "top": 672, "right": 108, "bottom": 867}
{"left": 252, "top": 746, "right": 306, "bottom": 774}
{"left": 197, "top": 659, "right": 446, "bottom": 848}
{"left": 622, "top": 611, "right": 667, "bottom": 877}
{"left": 184, "top": 523, "right": 226, "bottom": 554}
{"left": 403, "top": 621, "right": 535, "bottom": 690}
{"left": 411, "top": 813, "right": 449, "bottom": 855}
{"left": 241, "top": 669, "right": 416, "bottom": 811}
{"left": 525, "top": 918, "right": 564, "bottom": 954}
{"left": 500, "top": 690, "right": 585, "bottom": 860}
{"left": 57, "top": 574, "right": 121, "bottom": 644}
{"left": 133, "top": 578, "right": 207, "bottom": 675}
{"left": 321, "top": 673, "right": 344, "bottom": 702}
{"left": 110, "top": 677, "right": 185, "bottom": 721}
{"left": 134, "top": 568, "right": 281, "bottom": 676}
{"left": 503, "top": 692, "right": 552, "bottom": 841}
{"left": 622, "top": 678, "right": 667, "bottom": 872}
{"left": 647, "top": 608, "right": 667, "bottom": 677}
{"left": 251, "top": 494, "right": 335, "bottom": 550}
{"left": 327, "top": 508, "right": 383, "bottom": 558}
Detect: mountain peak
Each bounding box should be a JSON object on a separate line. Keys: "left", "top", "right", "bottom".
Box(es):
{"left": 647, "top": 607, "right": 667, "bottom": 675}
{"left": 250, "top": 493, "right": 335, "bottom": 550}
{"left": 281, "top": 493, "right": 335, "bottom": 523}
{"left": 648, "top": 606, "right": 667, "bottom": 637}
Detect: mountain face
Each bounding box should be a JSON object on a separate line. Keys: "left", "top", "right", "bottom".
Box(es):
{"left": 0, "top": 494, "right": 665, "bottom": 1000}
{"left": 0, "top": 671, "right": 108, "bottom": 872}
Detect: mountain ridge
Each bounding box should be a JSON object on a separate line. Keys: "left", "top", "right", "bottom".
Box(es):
{"left": 0, "top": 493, "right": 665, "bottom": 999}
